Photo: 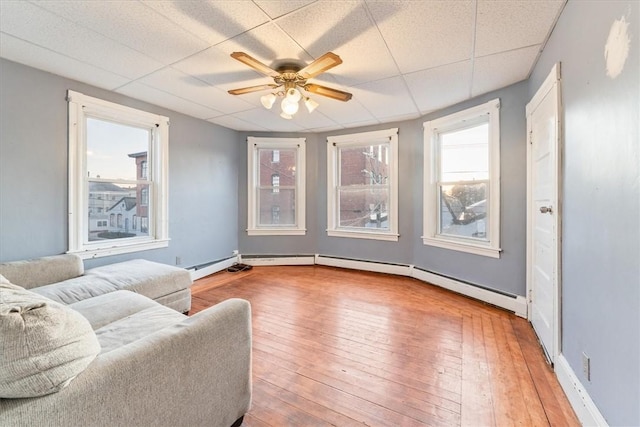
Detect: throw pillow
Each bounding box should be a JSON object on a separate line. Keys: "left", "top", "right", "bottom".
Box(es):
{"left": 0, "top": 274, "right": 101, "bottom": 398}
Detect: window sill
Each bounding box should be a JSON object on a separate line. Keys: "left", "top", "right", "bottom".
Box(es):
{"left": 69, "top": 239, "right": 170, "bottom": 259}
{"left": 422, "top": 236, "right": 501, "bottom": 258}
{"left": 328, "top": 229, "right": 399, "bottom": 242}
{"left": 247, "top": 228, "right": 306, "bottom": 236}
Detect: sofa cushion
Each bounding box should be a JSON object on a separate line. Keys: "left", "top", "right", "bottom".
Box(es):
{"left": 0, "top": 275, "right": 100, "bottom": 398}
{"left": 0, "top": 254, "right": 84, "bottom": 289}
{"left": 33, "top": 259, "right": 192, "bottom": 307}
{"left": 93, "top": 304, "right": 186, "bottom": 354}
{"left": 69, "top": 290, "right": 163, "bottom": 330}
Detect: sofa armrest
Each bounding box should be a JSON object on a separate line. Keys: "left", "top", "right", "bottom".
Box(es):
{"left": 0, "top": 298, "right": 252, "bottom": 427}
{"left": 0, "top": 254, "right": 84, "bottom": 289}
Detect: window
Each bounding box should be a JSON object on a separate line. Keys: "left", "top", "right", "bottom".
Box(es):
{"left": 247, "top": 137, "right": 306, "bottom": 236}
{"left": 423, "top": 98, "right": 501, "bottom": 258}
{"left": 272, "top": 150, "right": 280, "bottom": 163}
{"left": 67, "top": 90, "right": 169, "bottom": 258}
{"left": 141, "top": 187, "right": 149, "bottom": 206}
{"left": 327, "top": 128, "right": 399, "bottom": 241}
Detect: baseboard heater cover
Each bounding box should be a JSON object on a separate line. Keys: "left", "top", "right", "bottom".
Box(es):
{"left": 240, "top": 254, "right": 316, "bottom": 266}
{"left": 189, "top": 256, "right": 237, "bottom": 281}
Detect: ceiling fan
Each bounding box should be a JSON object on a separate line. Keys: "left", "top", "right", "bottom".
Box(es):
{"left": 228, "top": 51, "right": 352, "bottom": 119}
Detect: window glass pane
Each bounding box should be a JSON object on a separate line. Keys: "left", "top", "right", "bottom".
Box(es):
{"left": 440, "top": 123, "right": 488, "bottom": 182}
{"left": 439, "top": 183, "right": 489, "bottom": 239}
{"left": 258, "top": 148, "right": 296, "bottom": 186}
{"left": 86, "top": 117, "right": 149, "bottom": 180}
{"left": 258, "top": 189, "right": 295, "bottom": 226}
{"left": 338, "top": 187, "right": 389, "bottom": 229}
{"left": 339, "top": 144, "right": 389, "bottom": 186}
{"left": 88, "top": 181, "right": 150, "bottom": 241}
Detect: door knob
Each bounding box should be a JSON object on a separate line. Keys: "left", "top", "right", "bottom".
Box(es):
{"left": 539, "top": 206, "right": 553, "bottom": 214}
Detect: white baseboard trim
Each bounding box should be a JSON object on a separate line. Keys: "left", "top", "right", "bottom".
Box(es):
{"left": 189, "top": 257, "right": 237, "bottom": 281}
{"left": 412, "top": 268, "right": 528, "bottom": 317}
{"left": 240, "top": 255, "right": 316, "bottom": 266}
{"left": 315, "top": 255, "right": 412, "bottom": 276}
{"left": 555, "top": 354, "right": 608, "bottom": 426}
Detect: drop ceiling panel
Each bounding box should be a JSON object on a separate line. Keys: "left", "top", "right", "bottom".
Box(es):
{"left": 216, "top": 22, "right": 313, "bottom": 67}
{"left": 208, "top": 115, "right": 270, "bottom": 132}
{"left": 134, "top": 66, "right": 255, "bottom": 114}
{"left": 254, "top": 1, "right": 316, "bottom": 19}
{"left": 115, "top": 82, "right": 222, "bottom": 121}
{"left": 475, "top": 0, "right": 565, "bottom": 57}
{"left": 232, "top": 108, "right": 305, "bottom": 132}
{"left": 405, "top": 61, "right": 472, "bottom": 114}
{"left": 142, "top": 0, "right": 270, "bottom": 46}
{"left": 368, "top": 0, "right": 475, "bottom": 74}
{"left": 472, "top": 45, "right": 540, "bottom": 97}
{"left": 0, "top": 32, "right": 129, "bottom": 91}
{"left": 0, "top": 1, "right": 164, "bottom": 80}
{"left": 171, "top": 46, "right": 270, "bottom": 97}
{"left": 351, "top": 76, "right": 419, "bottom": 121}
{"left": 33, "top": 0, "right": 209, "bottom": 64}
{"left": 276, "top": 1, "right": 399, "bottom": 86}
{"left": 310, "top": 96, "right": 376, "bottom": 126}
{"left": 280, "top": 108, "right": 339, "bottom": 131}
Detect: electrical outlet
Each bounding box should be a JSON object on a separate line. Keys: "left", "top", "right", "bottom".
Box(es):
{"left": 582, "top": 352, "right": 591, "bottom": 381}
{"left": 232, "top": 250, "right": 239, "bottom": 256}
{"left": 175, "top": 256, "right": 182, "bottom": 266}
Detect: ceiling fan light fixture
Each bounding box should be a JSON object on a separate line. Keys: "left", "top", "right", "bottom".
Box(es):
{"left": 280, "top": 112, "right": 293, "bottom": 120}
{"left": 260, "top": 93, "right": 276, "bottom": 109}
{"left": 304, "top": 97, "right": 319, "bottom": 113}
{"left": 281, "top": 97, "right": 299, "bottom": 115}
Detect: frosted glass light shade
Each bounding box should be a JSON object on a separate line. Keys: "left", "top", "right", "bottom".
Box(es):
{"left": 260, "top": 93, "right": 276, "bottom": 109}
{"left": 280, "top": 112, "right": 293, "bottom": 119}
{"left": 304, "top": 97, "right": 319, "bottom": 113}
{"left": 281, "top": 97, "right": 299, "bottom": 115}
{"left": 286, "top": 88, "right": 301, "bottom": 102}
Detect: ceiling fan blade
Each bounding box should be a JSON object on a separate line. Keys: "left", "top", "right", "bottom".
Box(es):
{"left": 230, "top": 52, "right": 280, "bottom": 78}
{"left": 228, "top": 84, "right": 280, "bottom": 95}
{"left": 304, "top": 83, "right": 352, "bottom": 102}
{"left": 298, "top": 52, "right": 343, "bottom": 79}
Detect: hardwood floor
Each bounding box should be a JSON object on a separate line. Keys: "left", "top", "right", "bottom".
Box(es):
{"left": 190, "top": 265, "right": 578, "bottom": 427}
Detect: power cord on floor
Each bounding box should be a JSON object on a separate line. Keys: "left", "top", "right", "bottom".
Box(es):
{"left": 226, "top": 263, "right": 253, "bottom": 273}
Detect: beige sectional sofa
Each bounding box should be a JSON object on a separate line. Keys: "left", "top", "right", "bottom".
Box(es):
{"left": 0, "top": 254, "right": 252, "bottom": 427}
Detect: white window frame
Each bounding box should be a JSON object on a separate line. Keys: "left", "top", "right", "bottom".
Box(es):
{"left": 247, "top": 137, "right": 306, "bottom": 236}
{"left": 67, "top": 90, "right": 169, "bottom": 259}
{"left": 327, "top": 128, "right": 399, "bottom": 242}
{"left": 423, "top": 98, "right": 501, "bottom": 258}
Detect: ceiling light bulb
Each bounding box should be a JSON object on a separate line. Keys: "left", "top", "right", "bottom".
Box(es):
{"left": 304, "top": 97, "right": 319, "bottom": 113}
{"left": 281, "top": 97, "right": 299, "bottom": 115}
{"left": 260, "top": 93, "right": 276, "bottom": 109}
{"left": 280, "top": 112, "right": 293, "bottom": 120}
{"left": 286, "top": 88, "right": 301, "bottom": 102}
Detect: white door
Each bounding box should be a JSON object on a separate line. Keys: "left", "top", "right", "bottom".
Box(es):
{"left": 526, "top": 64, "right": 561, "bottom": 364}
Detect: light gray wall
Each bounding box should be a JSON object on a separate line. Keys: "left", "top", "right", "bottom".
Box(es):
{"left": 236, "top": 132, "right": 320, "bottom": 256}
{"left": 238, "top": 81, "right": 529, "bottom": 298}
{"left": 530, "top": 1, "right": 640, "bottom": 425}
{"left": 0, "top": 58, "right": 241, "bottom": 270}
{"left": 411, "top": 82, "right": 529, "bottom": 296}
